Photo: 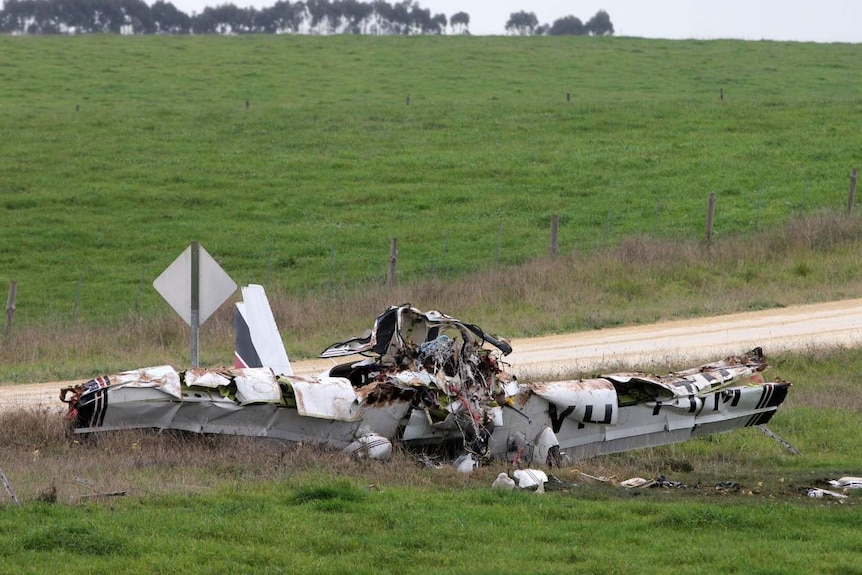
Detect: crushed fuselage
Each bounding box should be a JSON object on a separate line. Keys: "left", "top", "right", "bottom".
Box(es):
{"left": 61, "top": 303, "right": 789, "bottom": 465}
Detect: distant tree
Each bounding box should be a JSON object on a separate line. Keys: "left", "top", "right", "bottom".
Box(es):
{"left": 504, "top": 10, "right": 538, "bottom": 35}
{"left": 341, "top": 0, "right": 372, "bottom": 33}
{"left": 449, "top": 10, "right": 468, "bottom": 34}
{"left": 407, "top": 2, "right": 429, "bottom": 34}
{"left": 0, "top": 0, "right": 465, "bottom": 35}
{"left": 548, "top": 15, "right": 585, "bottom": 36}
{"left": 151, "top": 0, "right": 190, "bottom": 33}
{"left": 305, "top": 0, "right": 328, "bottom": 32}
{"left": 402, "top": 3, "right": 441, "bottom": 34}
{"left": 3, "top": 0, "right": 63, "bottom": 33}
{"left": 61, "top": 0, "right": 91, "bottom": 32}
{"left": 190, "top": 5, "right": 215, "bottom": 32}
{"left": 325, "top": 0, "right": 345, "bottom": 33}
{"left": 389, "top": 0, "right": 410, "bottom": 34}
{"left": 429, "top": 11, "right": 445, "bottom": 34}
{"left": 192, "top": 3, "right": 254, "bottom": 33}
{"left": 88, "top": 0, "right": 126, "bottom": 33}
{"left": 253, "top": 0, "right": 304, "bottom": 33}
{"left": 118, "top": 0, "right": 155, "bottom": 33}
{"left": 585, "top": 9, "right": 613, "bottom": 36}
{"left": 1, "top": 0, "right": 34, "bottom": 33}
{"left": 368, "top": 0, "right": 392, "bottom": 34}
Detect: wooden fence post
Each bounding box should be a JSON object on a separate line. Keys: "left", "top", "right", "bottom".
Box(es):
{"left": 388, "top": 238, "right": 397, "bottom": 288}
{"left": 72, "top": 275, "right": 81, "bottom": 322}
{"left": 847, "top": 167, "right": 858, "bottom": 215}
{"left": 705, "top": 192, "right": 716, "bottom": 243}
{"left": 5, "top": 281, "right": 16, "bottom": 338}
{"left": 550, "top": 215, "right": 559, "bottom": 256}
{"left": 0, "top": 467, "right": 19, "bottom": 505}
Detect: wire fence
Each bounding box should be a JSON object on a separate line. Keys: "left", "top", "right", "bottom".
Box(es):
{"left": 4, "top": 168, "right": 858, "bottom": 334}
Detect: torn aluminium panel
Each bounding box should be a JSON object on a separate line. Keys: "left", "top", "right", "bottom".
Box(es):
{"left": 60, "top": 285, "right": 790, "bottom": 465}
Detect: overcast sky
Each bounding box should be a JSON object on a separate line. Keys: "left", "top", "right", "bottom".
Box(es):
{"left": 166, "top": 0, "right": 860, "bottom": 43}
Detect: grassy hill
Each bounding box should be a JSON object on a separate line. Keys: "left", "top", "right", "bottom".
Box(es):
{"left": 2, "top": 35, "right": 861, "bottom": 328}
{"left": 2, "top": 38, "right": 862, "bottom": 573}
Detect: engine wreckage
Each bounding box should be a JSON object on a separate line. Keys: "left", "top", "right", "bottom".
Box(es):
{"left": 61, "top": 285, "right": 790, "bottom": 465}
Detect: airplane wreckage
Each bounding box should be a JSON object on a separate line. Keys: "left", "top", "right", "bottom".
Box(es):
{"left": 60, "top": 285, "right": 790, "bottom": 466}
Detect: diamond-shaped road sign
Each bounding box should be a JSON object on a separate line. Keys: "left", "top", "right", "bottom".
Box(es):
{"left": 153, "top": 243, "right": 237, "bottom": 326}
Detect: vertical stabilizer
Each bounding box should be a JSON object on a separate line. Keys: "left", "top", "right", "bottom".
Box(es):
{"left": 233, "top": 284, "right": 293, "bottom": 376}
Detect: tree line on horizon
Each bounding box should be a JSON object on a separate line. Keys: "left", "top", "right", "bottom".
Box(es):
{"left": 0, "top": 0, "right": 613, "bottom": 36}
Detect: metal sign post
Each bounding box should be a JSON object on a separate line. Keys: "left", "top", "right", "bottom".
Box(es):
{"left": 154, "top": 242, "right": 236, "bottom": 368}
{"left": 190, "top": 241, "right": 200, "bottom": 367}
{"left": 5, "top": 281, "right": 16, "bottom": 338}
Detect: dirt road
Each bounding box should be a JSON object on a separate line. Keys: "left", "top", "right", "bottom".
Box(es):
{"left": 3, "top": 298, "right": 862, "bottom": 413}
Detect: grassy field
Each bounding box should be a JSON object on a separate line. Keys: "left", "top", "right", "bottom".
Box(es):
{"left": 3, "top": 34, "right": 862, "bottom": 381}
{"left": 2, "top": 35, "right": 862, "bottom": 328}
{"left": 2, "top": 36, "right": 862, "bottom": 572}
{"left": 0, "top": 483, "right": 859, "bottom": 574}
{"left": 1, "top": 345, "right": 861, "bottom": 574}
{"left": 5, "top": 209, "right": 862, "bottom": 382}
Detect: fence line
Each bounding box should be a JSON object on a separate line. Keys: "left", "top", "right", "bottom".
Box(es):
{"left": 387, "top": 238, "right": 398, "bottom": 288}
{"left": 550, "top": 215, "right": 560, "bottom": 256}
{"left": 705, "top": 192, "right": 717, "bottom": 243}
{"left": 6, "top": 167, "right": 860, "bottom": 327}
{"left": 5, "top": 281, "right": 16, "bottom": 337}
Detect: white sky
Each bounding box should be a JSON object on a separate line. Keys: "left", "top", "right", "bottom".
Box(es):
{"left": 166, "top": 0, "right": 861, "bottom": 43}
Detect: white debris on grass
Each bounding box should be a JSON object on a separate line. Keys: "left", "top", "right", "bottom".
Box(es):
{"left": 491, "top": 473, "right": 515, "bottom": 490}
{"left": 513, "top": 469, "right": 548, "bottom": 489}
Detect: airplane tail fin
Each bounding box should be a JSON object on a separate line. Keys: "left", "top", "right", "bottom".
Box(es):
{"left": 234, "top": 284, "right": 293, "bottom": 376}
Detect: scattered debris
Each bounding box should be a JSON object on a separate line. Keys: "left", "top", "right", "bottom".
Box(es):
{"left": 513, "top": 469, "right": 548, "bottom": 489}
{"left": 343, "top": 427, "right": 393, "bottom": 461}
{"left": 542, "top": 474, "right": 579, "bottom": 492}
{"left": 78, "top": 490, "right": 129, "bottom": 500}
{"left": 60, "top": 285, "right": 792, "bottom": 468}
{"left": 827, "top": 477, "right": 862, "bottom": 490}
{"left": 453, "top": 453, "right": 479, "bottom": 474}
{"left": 757, "top": 425, "right": 800, "bottom": 455}
{"left": 491, "top": 473, "right": 516, "bottom": 490}
{"left": 0, "top": 467, "right": 20, "bottom": 505}
{"left": 619, "top": 477, "right": 652, "bottom": 488}
{"left": 69, "top": 476, "right": 131, "bottom": 501}
{"left": 650, "top": 475, "right": 688, "bottom": 490}
{"left": 805, "top": 487, "right": 848, "bottom": 500}
{"left": 414, "top": 454, "right": 443, "bottom": 469}
{"left": 572, "top": 470, "right": 618, "bottom": 485}
{"left": 72, "top": 477, "right": 99, "bottom": 489}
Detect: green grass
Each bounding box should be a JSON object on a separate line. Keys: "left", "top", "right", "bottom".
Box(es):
{"left": 0, "top": 474, "right": 862, "bottom": 574}
{"left": 2, "top": 35, "right": 862, "bottom": 326}
{"left": 0, "top": 478, "right": 860, "bottom": 574}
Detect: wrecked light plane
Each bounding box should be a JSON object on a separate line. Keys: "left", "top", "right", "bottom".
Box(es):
{"left": 60, "top": 285, "right": 790, "bottom": 465}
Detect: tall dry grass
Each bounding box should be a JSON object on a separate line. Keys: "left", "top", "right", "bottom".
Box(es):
{"left": 0, "top": 410, "right": 512, "bottom": 504}
{"left": 268, "top": 210, "right": 862, "bottom": 351}
{"left": 3, "top": 210, "right": 862, "bottom": 383}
